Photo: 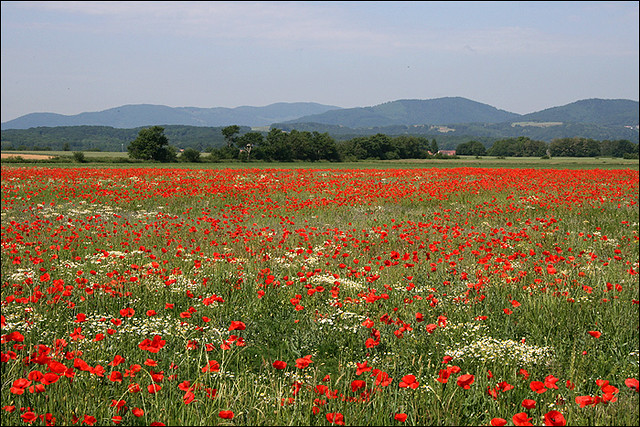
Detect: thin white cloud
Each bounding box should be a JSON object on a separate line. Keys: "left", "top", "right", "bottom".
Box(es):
{"left": 10, "top": 1, "right": 635, "bottom": 56}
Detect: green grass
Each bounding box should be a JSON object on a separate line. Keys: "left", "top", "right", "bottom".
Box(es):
{"left": 2, "top": 151, "right": 639, "bottom": 170}
{"left": 1, "top": 166, "right": 638, "bottom": 426}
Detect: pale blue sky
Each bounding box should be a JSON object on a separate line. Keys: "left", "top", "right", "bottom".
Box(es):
{"left": 1, "top": 1, "right": 638, "bottom": 122}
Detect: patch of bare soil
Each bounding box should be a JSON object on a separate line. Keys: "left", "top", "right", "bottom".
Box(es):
{"left": 1, "top": 153, "right": 56, "bottom": 160}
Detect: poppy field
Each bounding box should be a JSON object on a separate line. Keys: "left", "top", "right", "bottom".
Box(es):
{"left": 1, "top": 166, "right": 638, "bottom": 426}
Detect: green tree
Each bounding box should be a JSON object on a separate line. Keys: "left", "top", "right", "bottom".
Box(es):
{"left": 612, "top": 139, "right": 637, "bottom": 157}
{"left": 549, "top": 137, "right": 600, "bottom": 157}
{"left": 222, "top": 125, "right": 240, "bottom": 149}
{"left": 128, "top": 126, "right": 177, "bottom": 162}
{"left": 180, "top": 147, "right": 201, "bottom": 162}
{"left": 456, "top": 140, "right": 487, "bottom": 156}
{"left": 236, "top": 132, "right": 264, "bottom": 161}
{"left": 72, "top": 151, "right": 86, "bottom": 163}
{"left": 430, "top": 139, "right": 439, "bottom": 154}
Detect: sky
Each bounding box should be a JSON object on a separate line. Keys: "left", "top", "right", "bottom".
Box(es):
{"left": 1, "top": 1, "right": 638, "bottom": 122}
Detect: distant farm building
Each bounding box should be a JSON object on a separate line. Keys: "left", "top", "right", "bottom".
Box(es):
{"left": 438, "top": 150, "right": 456, "bottom": 156}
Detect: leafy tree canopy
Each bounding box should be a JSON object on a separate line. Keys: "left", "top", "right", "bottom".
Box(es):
{"left": 128, "top": 126, "right": 177, "bottom": 162}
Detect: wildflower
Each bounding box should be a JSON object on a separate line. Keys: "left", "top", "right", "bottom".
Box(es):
{"left": 530, "top": 381, "right": 547, "bottom": 394}
{"left": 575, "top": 395, "right": 596, "bottom": 408}
{"left": 272, "top": 360, "right": 287, "bottom": 370}
{"left": 588, "top": 331, "right": 601, "bottom": 338}
{"left": 399, "top": 375, "right": 419, "bottom": 389}
{"left": 456, "top": 374, "right": 474, "bottom": 389}
{"left": 512, "top": 412, "right": 533, "bottom": 426}
{"left": 625, "top": 378, "right": 639, "bottom": 392}
{"left": 82, "top": 415, "right": 97, "bottom": 425}
{"left": 394, "top": 413, "right": 408, "bottom": 422}
{"left": 518, "top": 368, "right": 530, "bottom": 379}
{"left": 356, "top": 360, "right": 372, "bottom": 375}
{"left": 372, "top": 369, "right": 393, "bottom": 387}
{"left": 296, "top": 355, "right": 313, "bottom": 369}
{"left": 201, "top": 360, "right": 220, "bottom": 373}
{"left": 543, "top": 410, "right": 567, "bottom": 426}
{"left": 183, "top": 391, "right": 195, "bottom": 405}
{"left": 490, "top": 418, "right": 507, "bottom": 426}
{"left": 326, "top": 412, "right": 344, "bottom": 425}
{"left": 219, "top": 410, "right": 234, "bottom": 419}
{"left": 119, "top": 308, "right": 135, "bottom": 318}
{"left": 132, "top": 408, "right": 144, "bottom": 417}
{"left": 21, "top": 412, "right": 38, "bottom": 424}
{"left": 522, "top": 399, "right": 536, "bottom": 409}
{"left": 544, "top": 375, "right": 560, "bottom": 389}
{"left": 351, "top": 380, "right": 366, "bottom": 392}
{"left": 138, "top": 335, "right": 166, "bottom": 353}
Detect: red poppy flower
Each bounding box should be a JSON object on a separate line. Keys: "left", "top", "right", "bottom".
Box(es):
{"left": 490, "top": 418, "right": 507, "bottom": 426}
{"left": 588, "top": 331, "right": 601, "bottom": 338}
{"left": 201, "top": 360, "right": 220, "bottom": 373}
{"left": 625, "top": 378, "right": 639, "bottom": 392}
{"left": 132, "top": 408, "right": 144, "bottom": 417}
{"left": 575, "top": 395, "right": 596, "bottom": 408}
{"left": 21, "top": 412, "right": 37, "bottom": 423}
{"left": 109, "top": 371, "right": 123, "bottom": 383}
{"left": 543, "top": 410, "right": 566, "bottom": 426}
{"left": 119, "top": 308, "right": 135, "bottom": 318}
{"left": 229, "top": 320, "right": 246, "bottom": 331}
{"left": 456, "top": 374, "right": 474, "bottom": 389}
{"left": 296, "top": 355, "right": 313, "bottom": 369}
{"left": 361, "top": 318, "right": 374, "bottom": 328}
{"left": 356, "top": 360, "right": 372, "bottom": 375}
{"left": 522, "top": 399, "right": 536, "bottom": 409}
{"left": 371, "top": 369, "right": 393, "bottom": 387}
{"left": 394, "top": 413, "right": 408, "bottom": 422}
{"left": 144, "top": 358, "right": 158, "bottom": 366}
{"left": 272, "top": 360, "right": 287, "bottom": 370}
{"left": 219, "top": 410, "right": 234, "bottom": 419}
{"left": 497, "top": 381, "right": 514, "bottom": 392}
{"left": 512, "top": 412, "right": 533, "bottom": 426}
{"left": 147, "top": 384, "right": 162, "bottom": 394}
{"left": 399, "top": 374, "right": 419, "bottom": 389}
{"left": 326, "top": 412, "right": 344, "bottom": 425}
{"left": 518, "top": 368, "right": 530, "bottom": 379}
{"left": 351, "top": 380, "right": 366, "bottom": 392}
{"left": 544, "top": 375, "right": 560, "bottom": 389}
{"left": 138, "top": 335, "right": 166, "bottom": 353}
{"left": 183, "top": 391, "right": 195, "bottom": 405}
{"left": 436, "top": 369, "right": 451, "bottom": 384}
{"left": 530, "top": 381, "right": 547, "bottom": 394}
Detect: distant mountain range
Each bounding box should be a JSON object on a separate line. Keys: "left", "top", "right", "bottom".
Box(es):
{"left": 279, "top": 97, "right": 638, "bottom": 128}
{"left": 1, "top": 102, "right": 340, "bottom": 130}
{"left": 2, "top": 97, "right": 638, "bottom": 143}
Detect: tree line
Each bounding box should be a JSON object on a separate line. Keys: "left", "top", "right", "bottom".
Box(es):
{"left": 128, "top": 126, "right": 638, "bottom": 162}
{"left": 5, "top": 124, "right": 636, "bottom": 162}
{"left": 455, "top": 136, "right": 638, "bottom": 158}
{"left": 126, "top": 126, "right": 448, "bottom": 162}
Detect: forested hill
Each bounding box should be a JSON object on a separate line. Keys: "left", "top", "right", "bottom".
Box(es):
{"left": 0, "top": 125, "right": 245, "bottom": 152}
{"left": 0, "top": 102, "right": 340, "bottom": 130}
{"left": 281, "top": 97, "right": 521, "bottom": 127}
{"left": 517, "top": 99, "right": 639, "bottom": 126}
